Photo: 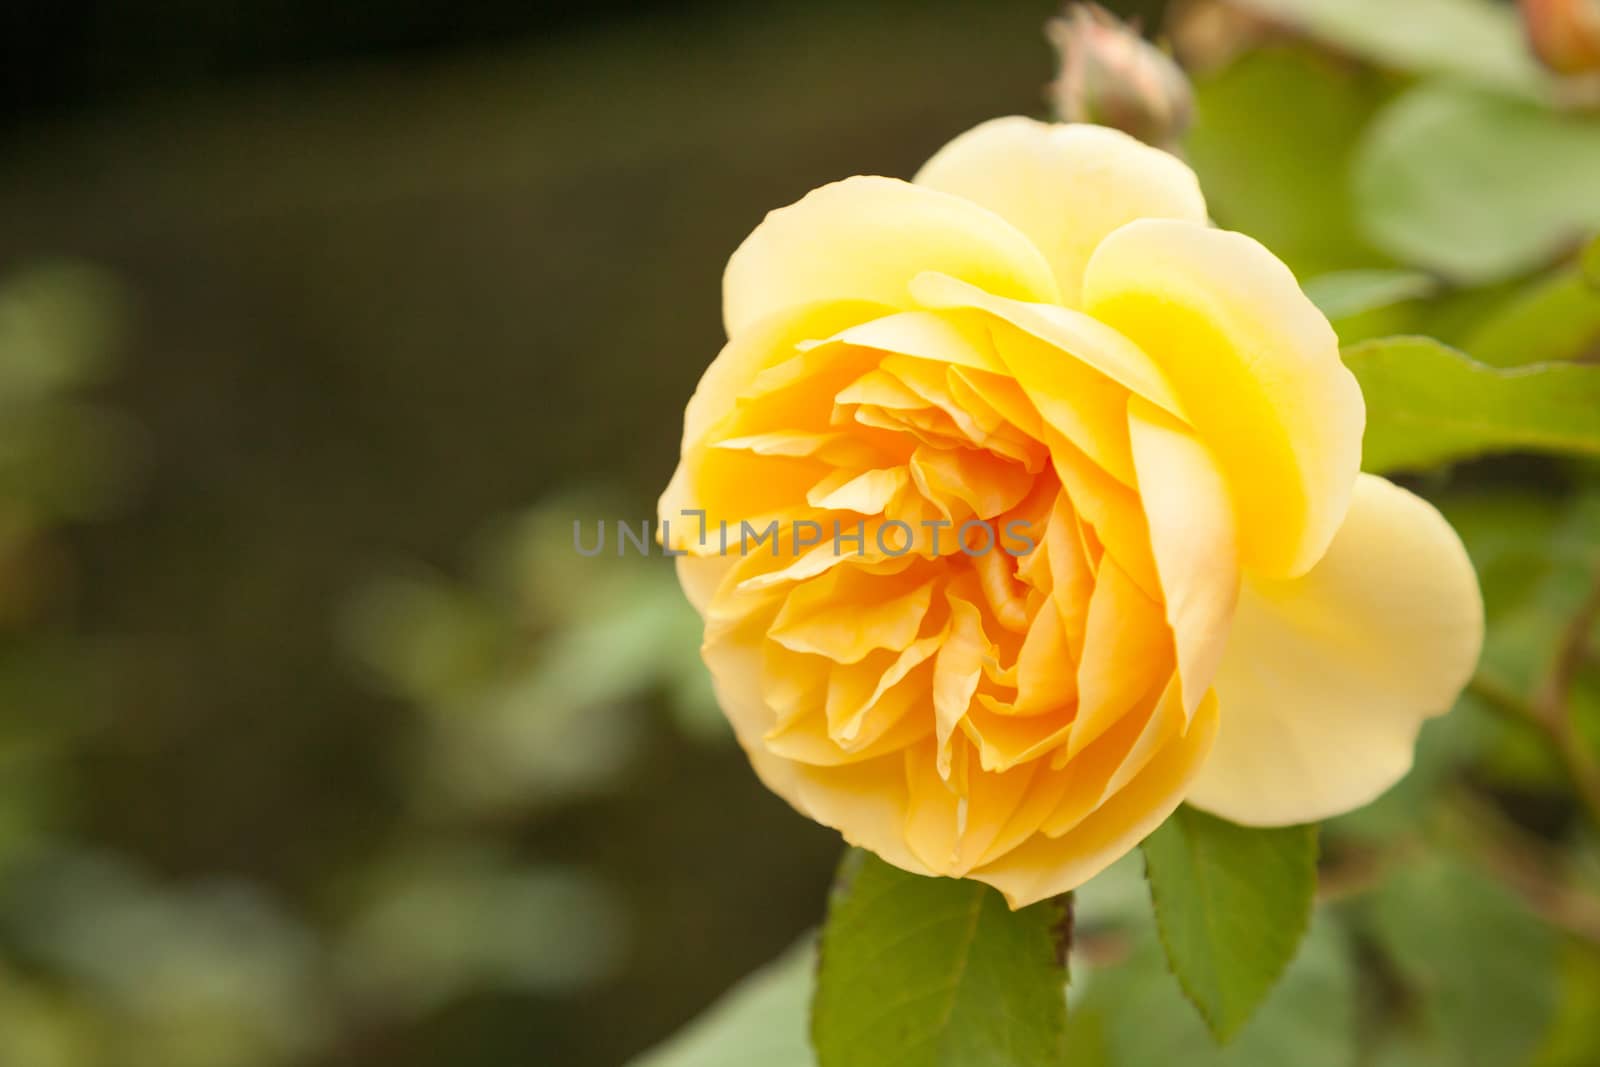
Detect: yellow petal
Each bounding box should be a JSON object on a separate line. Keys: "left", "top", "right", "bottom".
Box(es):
{"left": 1069, "top": 554, "right": 1172, "bottom": 756}
{"left": 1040, "top": 678, "right": 1190, "bottom": 836}
{"left": 763, "top": 692, "right": 932, "bottom": 766}
{"left": 902, "top": 740, "right": 967, "bottom": 871}
{"left": 763, "top": 645, "right": 939, "bottom": 764}
{"left": 1041, "top": 488, "right": 1093, "bottom": 662}
{"left": 911, "top": 271, "right": 1187, "bottom": 420}
{"left": 675, "top": 553, "right": 736, "bottom": 616}
{"left": 945, "top": 367, "right": 1051, "bottom": 472}
{"left": 934, "top": 596, "right": 989, "bottom": 774}
{"left": 1048, "top": 433, "right": 1161, "bottom": 602}
{"left": 713, "top": 429, "right": 883, "bottom": 467}
{"left": 683, "top": 301, "right": 884, "bottom": 451}
{"left": 1127, "top": 397, "right": 1239, "bottom": 716}
{"left": 962, "top": 703, "right": 1074, "bottom": 772}
{"left": 1186, "top": 475, "right": 1484, "bottom": 826}
{"left": 723, "top": 176, "right": 1059, "bottom": 338}
{"left": 825, "top": 635, "right": 944, "bottom": 748}
{"left": 806, "top": 468, "right": 909, "bottom": 514}
{"left": 987, "top": 317, "right": 1138, "bottom": 486}
{"left": 969, "top": 693, "right": 1219, "bottom": 908}
{"left": 661, "top": 301, "right": 886, "bottom": 553}
{"left": 1082, "top": 219, "right": 1364, "bottom": 579}
{"left": 769, "top": 568, "right": 935, "bottom": 664}
{"left": 952, "top": 761, "right": 1043, "bottom": 875}
{"left": 904, "top": 743, "right": 1046, "bottom": 877}
{"left": 828, "top": 309, "right": 1006, "bottom": 374}
{"left": 703, "top": 616, "right": 933, "bottom": 877}
{"left": 732, "top": 525, "right": 912, "bottom": 593}
{"left": 913, "top": 117, "right": 1208, "bottom": 306}
{"left": 876, "top": 356, "right": 999, "bottom": 446}
{"left": 1013, "top": 596, "right": 1079, "bottom": 715}
{"left": 908, "top": 446, "right": 1032, "bottom": 521}
{"left": 762, "top": 641, "right": 829, "bottom": 731}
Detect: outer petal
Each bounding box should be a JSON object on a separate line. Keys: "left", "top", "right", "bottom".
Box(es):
{"left": 827, "top": 309, "right": 1006, "bottom": 374}
{"left": 913, "top": 117, "right": 1208, "bottom": 307}
{"left": 1186, "top": 475, "right": 1484, "bottom": 826}
{"left": 911, "top": 271, "right": 1187, "bottom": 420}
{"left": 970, "top": 692, "right": 1219, "bottom": 908}
{"left": 1128, "top": 397, "right": 1239, "bottom": 718}
{"left": 1070, "top": 555, "right": 1170, "bottom": 757}
{"left": 676, "top": 553, "right": 735, "bottom": 616}
{"left": 703, "top": 615, "right": 933, "bottom": 878}
{"left": 1082, "top": 219, "right": 1364, "bottom": 579}
{"left": 723, "top": 175, "right": 1059, "bottom": 338}
{"left": 659, "top": 300, "right": 885, "bottom": 553}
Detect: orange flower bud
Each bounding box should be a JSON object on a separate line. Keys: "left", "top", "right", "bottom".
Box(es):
{"left": 1520, "top": 0, "right": 1600, "bottom": 75}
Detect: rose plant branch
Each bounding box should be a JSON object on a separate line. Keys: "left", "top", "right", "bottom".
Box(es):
{"left": 1470, "top": 566, "right": 1600, "bottom": 828}
{"left": 1442, "top": 788, "right": 1600, "bottom": 949}
{"left": 1471, "top": 672, "right": 1600, "bottom": 828}
{"left": 1316, "top": 795, "right": 1600, "bottom": 948}
{"left": 1540, "top": 561, "right": 1600, "bottom": 719}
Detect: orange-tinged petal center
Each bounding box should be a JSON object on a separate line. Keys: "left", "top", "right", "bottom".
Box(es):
{"left": 674, "top": 296, "right": 1229, "bottom": 894}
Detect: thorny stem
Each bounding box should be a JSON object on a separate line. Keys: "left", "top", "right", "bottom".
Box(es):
{"left": 1470, "top": 564, "right": 1600, "bottom": 828}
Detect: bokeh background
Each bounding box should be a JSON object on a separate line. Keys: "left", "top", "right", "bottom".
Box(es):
{"left": 1, "top": 3, "right": 1160, "bottom": 1064}
{"left": 2, "top": 1, "right": 1599, "bottom": 1065}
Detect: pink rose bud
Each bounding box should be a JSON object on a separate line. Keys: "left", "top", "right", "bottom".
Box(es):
{"left": 1046, "top": 3, "right": 1194, "bottom": 151}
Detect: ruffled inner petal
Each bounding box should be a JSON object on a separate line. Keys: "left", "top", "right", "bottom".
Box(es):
{"left": 679, "top": 292, "right": 1234, "bottom": 903}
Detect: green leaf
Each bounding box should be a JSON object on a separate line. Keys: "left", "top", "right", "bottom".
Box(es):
{"left": 1139, "top": 807, "right": 1318, "bottom": 1043}
{"left": 810, "top": 850, "right": 1070, "bottom": 1067}
{"left": 629, "top": 938, "right": 817, "bottom": 1067}
{"left": 1187, "top": 47, "right": 1391, "bottom": 278}
{"left": 1365, "top": 857, "right": 1559, "bottom": 1067}
{"left": 1344, "top": 335, "right": 1600, "bottom": 471}
{"left": 1354, "top": 83, "right": 1600, "bottom": 283}
{"left": 1584, "top": 235, "right": 1600, "bottom": 289}
{"left": 1465, "top": 241, "right": 1600, "bottom": 367}
{"left": 1233, "top": 0, "right": 1550, "bottom": 99}
{"left": 1304, "top": 269, "right": 1437, "bottom": 322}
{"left": 1071, "top": 911, "right": 1356, "bottom": 1067}
{"left": 1462, "top": 261, "right": 1600, "bottom": 367}
{"left": 1530, "top": 942, "right": 1600, "bottom": 1067}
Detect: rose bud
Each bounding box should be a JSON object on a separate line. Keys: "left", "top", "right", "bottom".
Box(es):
{"left": 1046, "top": 3, "right": 1194, "bottom": 150}
{"left": 1520, "top": 0, "right": 1600, "bottom": 75}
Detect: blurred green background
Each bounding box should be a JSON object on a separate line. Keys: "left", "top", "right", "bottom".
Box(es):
{"left": 3, "top": 0, "right": 1600, "bottom": 1064}
{"left": 0, "top": 3, "right": 1167, "bottom": 1064}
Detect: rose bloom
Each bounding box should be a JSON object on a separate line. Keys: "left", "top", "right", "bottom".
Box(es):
{"left": 660, "top": 118, "right": 1482, "bottom": 907}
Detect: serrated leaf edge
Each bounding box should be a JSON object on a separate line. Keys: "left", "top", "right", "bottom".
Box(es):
{"left": 1141, "top": 812, "right": 1319, "bottom": 1045}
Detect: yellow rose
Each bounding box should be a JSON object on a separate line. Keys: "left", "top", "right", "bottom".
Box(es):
{"left": 660, "top": 117, "right": 1483, "bottom": 907}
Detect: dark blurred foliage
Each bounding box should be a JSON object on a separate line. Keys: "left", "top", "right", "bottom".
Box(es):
{"left": 0, "top": 1, "right": 1163, "bottom": 123}
{"left": 0, "top": 2, "right": 1172, "bottom": 1065}
{"left": 0, "top": 1, "right": 825, "bottom": 118}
